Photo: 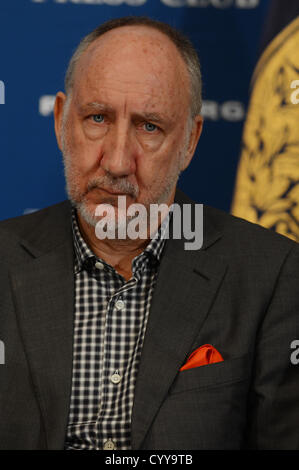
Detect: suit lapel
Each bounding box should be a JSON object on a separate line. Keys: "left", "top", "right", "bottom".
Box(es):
{"left": 131, "top": 198, "right": 227, "bottom": 449}
{"left": 9, "top": 202, "right": 74, "bottom": 449}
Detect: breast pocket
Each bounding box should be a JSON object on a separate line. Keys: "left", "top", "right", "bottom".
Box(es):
{"left": 144, "top": 353, "right": 251, "bottom": 449}
{"left": 168, "top": 353, "right": 250, "bottom": 395}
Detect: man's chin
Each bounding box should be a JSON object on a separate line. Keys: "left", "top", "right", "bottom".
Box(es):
{"left": 75, "top": 200, "right": 133, "bottom": 231}
{"left": 75, "top": 201, "right": 98, "bottom": 228}
{"left": 73, "top": 191, "right": 172, "bottom": 238}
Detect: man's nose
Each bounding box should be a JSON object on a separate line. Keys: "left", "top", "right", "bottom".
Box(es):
{"left": 100, "top": 122, "right": 137, "bottom": 177}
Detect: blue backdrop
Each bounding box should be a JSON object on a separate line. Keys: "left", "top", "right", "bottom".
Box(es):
{"left": 0, "top": 0, "right": 270, "bottom": 220}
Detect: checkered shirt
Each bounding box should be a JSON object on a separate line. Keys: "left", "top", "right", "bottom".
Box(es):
{"left": 64, "top": 208, "right": 168, "bottom": 450}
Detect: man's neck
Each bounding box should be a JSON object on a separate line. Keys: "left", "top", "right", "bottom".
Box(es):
{"left": 76, "top": 190, "right": 176, "bottom": 280}
{"left": 77, "top": 214, "right": 150, "bottom": 281}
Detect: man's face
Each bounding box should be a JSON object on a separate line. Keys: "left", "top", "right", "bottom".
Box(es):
{"left": 54, "top": 25, "right": 202, "bottom": 229}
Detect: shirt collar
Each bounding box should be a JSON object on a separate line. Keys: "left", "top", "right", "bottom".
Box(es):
{"left": 71, "top": 208, "right": 95, "bottom": 274}
{"left": 71, "top": 206, "right": 169, "bottom": 275}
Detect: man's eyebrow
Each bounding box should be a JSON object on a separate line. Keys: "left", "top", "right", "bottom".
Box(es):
{"left": 141, "top": 112, "right": 169, "bottom": 124}
{"left": 78, "top": 102, "right": 114, "bottom": 113}
{"left": 78, "top": 103, "right": 171, "bottom": 124}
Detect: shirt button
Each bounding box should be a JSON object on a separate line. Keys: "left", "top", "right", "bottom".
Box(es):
{"left": 115, "top": 299, "right": 125, "bottom": 310}
{"left": 103, "top": 439, "right": 116, "bottom": 450}
{"left": 95, "top": 261, "right": 104, "bottom": 270}
{"left": 110, "top": 372, "right": 122, "bottom": 384}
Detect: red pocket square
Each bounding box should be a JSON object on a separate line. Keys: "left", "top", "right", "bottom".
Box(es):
{"left": 180, "top": 344, "right": 224, "bottom": 371}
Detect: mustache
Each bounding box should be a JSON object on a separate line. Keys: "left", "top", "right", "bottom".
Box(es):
{"left": 86, "top": 174, "right": 139, "bottom": 198}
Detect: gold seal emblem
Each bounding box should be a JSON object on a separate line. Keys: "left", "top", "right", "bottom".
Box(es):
{"left": 232, "top": 17, "right": 299, "bottom": 242}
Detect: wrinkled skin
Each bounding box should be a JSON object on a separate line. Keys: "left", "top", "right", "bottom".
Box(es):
{"left": 54, "top": 25, "right": 203, "bottom": 278}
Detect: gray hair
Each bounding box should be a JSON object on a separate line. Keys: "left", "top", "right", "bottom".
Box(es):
{"left": 64, "top": 16, "right": 202, "bottom": 118}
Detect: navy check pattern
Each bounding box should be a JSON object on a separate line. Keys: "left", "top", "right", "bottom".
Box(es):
{"left": 64, "top": 208, "right": 168, "bottom": 450}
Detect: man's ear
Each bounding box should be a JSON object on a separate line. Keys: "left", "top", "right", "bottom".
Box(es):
{"left": 180, "top": 115, "right": 203, "bottom": 171}
{"left": 54, "top": 91, "right": 67, "bottom": 151}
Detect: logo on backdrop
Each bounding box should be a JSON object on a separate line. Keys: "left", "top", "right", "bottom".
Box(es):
{"left": 0, "top": 81, "right": 5, "bottom": 105}
{"left": 32, "top": 0, "right": 147, "bottom": 5}
{"left": 160, "top": 0, "right": 259, "bottom": 7}
{"left": 31, "top": 0, "right": 259, "bottom": 8}
{"left": 39, "top": 95, "right": 56, "bottom": 116}
{"left": 39, "top": 95, "right": 245, "bottom": 121}
{"left": 202, "top": 100, "right": 245, "bottom": 121}
{"left": 232, "top": 16, "right": 299, "bottom": 243}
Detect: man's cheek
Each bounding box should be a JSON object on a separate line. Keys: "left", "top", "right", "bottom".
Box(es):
{"left": 82, "top": 122, "right": 108, "bottom": 141}
{"left": 137, "top": 133, "right": 165, "bottom": 153}
{"left": 73, "top": 144, "right": 101, "bottom": 172}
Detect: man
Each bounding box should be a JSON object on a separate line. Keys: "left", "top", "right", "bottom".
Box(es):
{"left": 0, "top": 16, "right": 299, "bottom": 450}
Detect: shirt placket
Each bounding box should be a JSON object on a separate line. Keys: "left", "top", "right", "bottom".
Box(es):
{"left": 98, "top": 268, "right": 143, "bottom": 450}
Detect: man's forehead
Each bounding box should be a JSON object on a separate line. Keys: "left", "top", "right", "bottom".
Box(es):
{"left": 75, "top": 25, "right": 189, "bottom": 88}
{"left": 70, "top": 25, "right": 191, "bottom": 118}
{"left": 86, "top": 25, "right": 180, "bottom": 57}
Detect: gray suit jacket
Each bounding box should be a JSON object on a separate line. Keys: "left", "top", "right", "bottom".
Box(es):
{"left": 0, "top": 189, "right": 299, "bottom": 450}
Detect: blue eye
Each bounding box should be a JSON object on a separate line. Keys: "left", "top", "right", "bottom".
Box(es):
{"left": 93, "top": 114, "right": 104, "bottom": 123}
{"left": 144, "top": 122, "right": 157, "bottom": 132}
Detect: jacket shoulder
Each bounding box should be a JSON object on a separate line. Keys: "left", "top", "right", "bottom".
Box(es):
{"left": 175, "top": 188, "right": 297, "bottom": 256}
{"left": 0, "top": 200, "right": 71, "bottom": 239}
{"left": 0, "top": 201, "right": 72, "bottom": 263}
{"left": 204, "top": 203, "right": 296, "bottom": 254}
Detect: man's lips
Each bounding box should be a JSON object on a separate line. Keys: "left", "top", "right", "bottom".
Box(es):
{"left": 90, "top": 187, "right": 132, "bottom": 196}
